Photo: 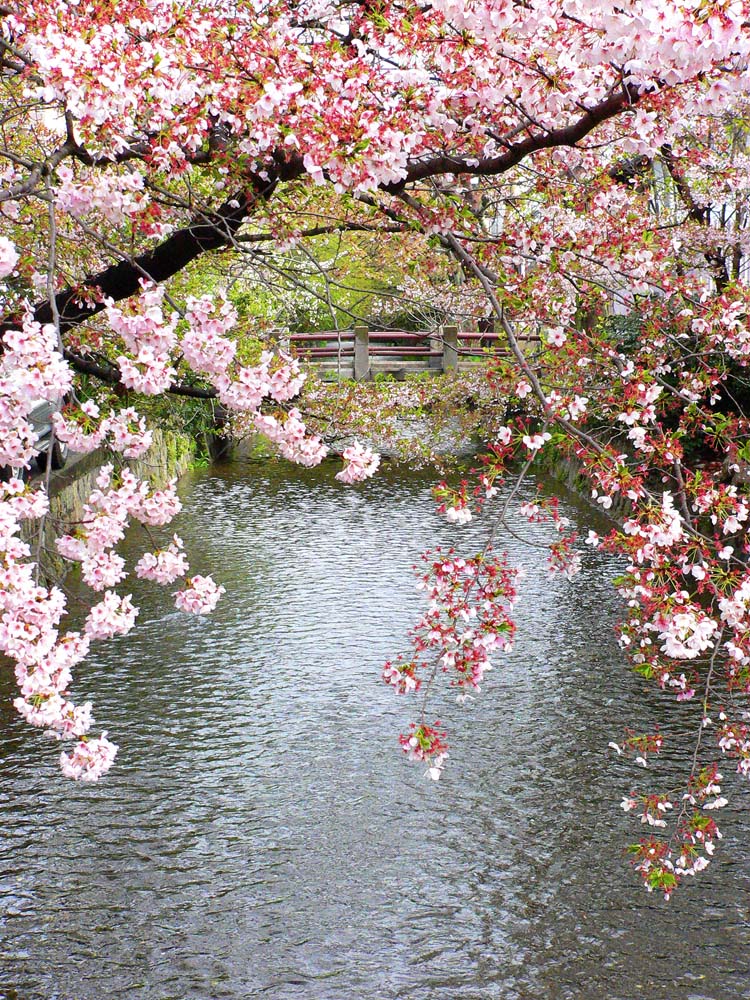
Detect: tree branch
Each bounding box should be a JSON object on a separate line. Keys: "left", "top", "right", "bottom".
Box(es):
{"left": 384, "top": 86, "right": 640, "bottom": 193}
{"left": 1, "top": 88, "right": 640, "bottom": 361}
{"left": 660, "top": 144, "right": 730, "bottom": 291}
{"left": 1, "top": 174, "right": 281, "bottom": 339}
{"left": 63, "top": 349, "right": 218, "bottom": 399}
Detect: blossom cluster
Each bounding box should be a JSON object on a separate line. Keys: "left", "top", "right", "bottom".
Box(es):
{"left": 399, "top": 722, "right": 449, "bottom": 781}
{"left": 105, "top": 283, "right": 375, "bottom": 480}
{"left": 385, "top": 547, "right": 519, "bottom": 777}
{"left": 624, "top": 765, "right": 727, "bottom": 899}
{"left": 174, "top": 574, "right": 226, "bottom": 615}
{"left": 0, "top": 311, "right": 72, "bottom": 469}
{"left": 54, "top": 401, "right": 154, "bottom": 458}
{"left": 3, "top": 456, "right": 199, "bottom": 779}
{"left": 0, "top": 479, "right": 116, "bottom": 780}
{"left": 56, "top": 164, "right": 149, "bottom": 225}
{"left": 335, "top": 442, "right": 380, "bottom": 484}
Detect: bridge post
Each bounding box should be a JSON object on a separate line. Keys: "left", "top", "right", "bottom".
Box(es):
{"left": 354, "top": 324, "right": 370, "bottom": 380}
{"left": 429, "top": 328, "right": 442, "bottom": 369}
{"left": 442, "top": 324, "right": 458, "bottom": 371}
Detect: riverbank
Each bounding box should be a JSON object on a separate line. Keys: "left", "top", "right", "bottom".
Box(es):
{"left": 25, "top": 429, "right": 196, "bottom": 578}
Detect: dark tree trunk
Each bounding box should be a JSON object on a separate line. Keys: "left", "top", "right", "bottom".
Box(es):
{"left": 2, "top": 184, "right": 274, "bottom": 339}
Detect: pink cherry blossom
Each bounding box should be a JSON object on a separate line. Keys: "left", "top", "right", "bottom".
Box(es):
{"left": 174, "top": 575, "right": 225, "bottom": 615}
{"left": 60, "top": 732, "right": 118, "bottom": 781}
{"left": 135, "top": 535, "right": 189, "bottom": 585}
{"left": 85, "top": 592, "right": 138, "bottom": 640}
{"left": 335, "top": 442, "right": 381, "bottom": 484}
{"left": 0, "top": 236, "right": 19, "bottom": 277}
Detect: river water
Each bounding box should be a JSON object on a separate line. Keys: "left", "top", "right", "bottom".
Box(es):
{"left": 1, "top": 461, "right": 749, "bottom": 1000}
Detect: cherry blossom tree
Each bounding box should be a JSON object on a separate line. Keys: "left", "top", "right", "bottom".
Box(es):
{"left": 3, "top": 0, "right": 750, "bottom": 895}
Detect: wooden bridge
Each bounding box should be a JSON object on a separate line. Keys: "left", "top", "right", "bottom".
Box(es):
{"left": 287, "top": 324, "right": 540, "bottom": 380}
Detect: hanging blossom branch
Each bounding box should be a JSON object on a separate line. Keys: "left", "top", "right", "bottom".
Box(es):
{"left": 0, "top": 255, "right": 382, "bottom": 783}
{"left": 379, "top": 219, "right": 750, "bottom": 897}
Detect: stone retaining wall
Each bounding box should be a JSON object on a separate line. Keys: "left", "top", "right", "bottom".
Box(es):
{"left": 25, "top": 430, "right": 196, "bottom": 578}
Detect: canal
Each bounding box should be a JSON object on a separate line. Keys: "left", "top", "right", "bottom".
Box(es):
{"left": 1, "top": 461, "right": 749, "bottom": 999}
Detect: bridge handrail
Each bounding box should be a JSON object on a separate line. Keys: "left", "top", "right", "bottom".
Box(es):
{"left": 284, "top": 324, "right": 540, "bottom": 378}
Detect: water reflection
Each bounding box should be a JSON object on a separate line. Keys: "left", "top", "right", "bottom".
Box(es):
{"left": 0, "top": 460, "right": 749, "bottom": 1000}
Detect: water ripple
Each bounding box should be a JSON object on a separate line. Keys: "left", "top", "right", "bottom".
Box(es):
{"left": 0, "top": 462, "right": 748, "bottom": 999}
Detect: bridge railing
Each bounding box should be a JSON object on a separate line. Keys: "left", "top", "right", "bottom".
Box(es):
{"left": 286, "top": 324, "right": 539, "bottom": 380}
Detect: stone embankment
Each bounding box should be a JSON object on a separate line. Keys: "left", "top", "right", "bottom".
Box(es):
{"left": 26, "top": 430, "right": 196, "bottom": 577}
